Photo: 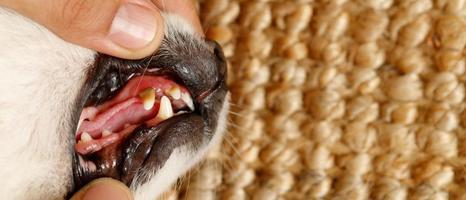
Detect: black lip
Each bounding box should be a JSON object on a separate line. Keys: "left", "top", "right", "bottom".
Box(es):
{"left": 68, "top": 37, "right": 227, "bottom": 196}
{"left": 121, "top": 113, "right": 205, "bottom": 184}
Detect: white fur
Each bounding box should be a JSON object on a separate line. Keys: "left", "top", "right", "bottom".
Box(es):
{"left": 130, "top": 15, "right": 230, "bottom": 200}
{"left": 0, "top": 8, "right": 228, "bottom": 200}
{"left": 0, "top": 8, "right": 94, "bottom": 200}
{"left": 133, "top": 95, "right": 229, "bottom": 200}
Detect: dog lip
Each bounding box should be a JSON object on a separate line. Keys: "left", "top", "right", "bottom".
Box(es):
{"left": 72, "top": 63, "right": 220, "bottom": 192}
{"left": 119, "top": 113, "right": 204, "bottom": 185}
{"left": 71, "top": 112, "right": 206, "bottom": 193}
{"left": 117, "top": 82, "right": 227, "bottom": 185}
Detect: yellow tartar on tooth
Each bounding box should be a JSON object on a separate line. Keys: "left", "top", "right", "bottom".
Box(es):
{"left": 139, "top": 87, "right": 156, "bottom": 110}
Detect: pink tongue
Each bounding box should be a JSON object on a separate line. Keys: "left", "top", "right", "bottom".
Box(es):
{"left": 75, "top": 125, "right": 138, "bottom": 155}
{"left": 78, "top": 97, "right": 159, "bottom": 139}
{"left": 77, "top": 76, "right": 182, "bottom": 140}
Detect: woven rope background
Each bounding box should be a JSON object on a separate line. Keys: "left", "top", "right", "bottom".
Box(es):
{"left": 160, "top": 0, "right": 466, "bottom": 199}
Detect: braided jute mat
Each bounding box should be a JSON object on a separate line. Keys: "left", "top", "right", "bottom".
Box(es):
{"left": 160, "top": 0, "right": 466, "bottom": 199}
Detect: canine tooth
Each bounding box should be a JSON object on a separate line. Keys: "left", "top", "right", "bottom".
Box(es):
{"left": 157, "top": 96, "right": 173, "bottom": 120}
{"left": 81, "top": 132, "right": 93, "bottom": 142}
{"left": 168, "top": 87, "right": 181, "bottom": 100}
{"left": 139, "top": 87, "right": 156, "bottom": 110}
{"left": 181, "top": 92, "right": 194, "bottom": 110}
{"left": 102, "top": 129, "right": 112, "bottom": 137}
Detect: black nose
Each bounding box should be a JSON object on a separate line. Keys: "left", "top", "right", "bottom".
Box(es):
{"left": 207, "top": 39, "right": 226, "bottom": 64}
{"left": 205, "top": 39, "right": 227, "bottom": 83}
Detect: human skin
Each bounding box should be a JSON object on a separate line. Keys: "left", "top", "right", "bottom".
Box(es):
{"left": 0, "top": 0, "right": 203, "bottom": 199}
{"left": 0, "top": 0, "right": 203, "bottom": 59}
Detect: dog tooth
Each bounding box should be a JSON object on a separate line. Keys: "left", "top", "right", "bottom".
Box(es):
{"left": 175, "top": 110, "right": 188, "bottom": 115}
{"left": 168, "top": 87, "right": 181, "bottom": 100}
{"left": 102, "top": 129, "right": 112, "bottom": 137}
{"left": 81, "top": 132, "right": 93, "bottom": 142}
{"left": 181, "top": 92, "right": 194, "bottom": 110}
{"left": 157, "top": 96, "right": 173, "bottom": 120}
{"left": 139, "top": 87, "right": 156, "bottom": 110}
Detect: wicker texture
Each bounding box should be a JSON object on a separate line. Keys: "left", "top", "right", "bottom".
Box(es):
{"left": 161, "top": 0, "right": 466, "bottom": 199}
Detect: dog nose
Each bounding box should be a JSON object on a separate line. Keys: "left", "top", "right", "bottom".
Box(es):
{"left": 207, "top": 39, "right": 226, "bottom": 64}
{"left": 205, "top": 39, "right": 227, "bottom": 82}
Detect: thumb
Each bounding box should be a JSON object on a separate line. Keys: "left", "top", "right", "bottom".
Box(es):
{"left": 70, "top": 178, "right": 132, "bottom": 200}
{"left": 2, "top": 0, "right": 164, "bottom": 59}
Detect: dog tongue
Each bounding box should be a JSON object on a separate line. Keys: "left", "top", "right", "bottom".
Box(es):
{"left": 78, "top": 97, "right": 159, "bottom": 137}
{"left": 75, "top": 75, "right": 190, "bottom": 155}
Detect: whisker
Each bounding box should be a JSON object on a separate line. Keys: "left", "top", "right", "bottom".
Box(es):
{"left": 228, "top": 123, "right": 253, "bottom": 133}
{"left": 183, "top": 171, "right": 192, "bottom": 200}
{"left": 228, "top": 111, "right": 246, "bottom": 118}
{"left": 228, "top": 102, "right": 241, "bottom": 106}
{"left": 228, "top": 105, "right": 246, "bottom": 110}
{"left": 216, "top": 146, "right": 233, "bottom": 172}
{"left": 134, "top": 48, "right": 159, "bottom": 92}
{"left": 217, "top": 148, "right": 241, "bottom": 174}
{"left": 174, "top": 175, "right": 184, "bottom": 196}
{"left": 218, "top": 156, "right": 236, "bottom": 174}
{"left": 222, "top": 134, "right": 242, "bottom": 159}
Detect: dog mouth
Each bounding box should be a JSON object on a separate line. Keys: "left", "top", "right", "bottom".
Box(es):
{"left": 71, "top": 38, "right": 227, "bottom": 193}
{"left": 75, "top": 74, "right": 194, "bottom": 156}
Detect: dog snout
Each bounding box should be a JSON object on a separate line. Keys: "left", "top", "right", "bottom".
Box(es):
{"left": 150, "top": 37, "right": 226, "bottom": 102}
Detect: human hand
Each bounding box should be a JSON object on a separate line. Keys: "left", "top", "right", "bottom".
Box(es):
{"left": 0, "top": 0, "right": 202, "bottom": 59}
{"left": 70, "top": 178, "right": 132, "bottom": 200}
{"left": 0, "top": 0, "right": 203, "bottom": 199}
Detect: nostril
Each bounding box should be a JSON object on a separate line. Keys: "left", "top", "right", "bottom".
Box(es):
{"left": 205, "top": 39, "right": 226, "bottom": 63}
{"left": 209, "top": 40, "right": 227, "bottom": 80}
{"left": 213, "top": 42, "right": 225, "bottom": 61}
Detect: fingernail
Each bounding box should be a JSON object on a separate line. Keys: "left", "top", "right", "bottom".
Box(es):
{"left": 108, "top": 2, "right": 157, "bottom": 49}
{"left": 82, "top": 180, "right": 132, "bottom": 200}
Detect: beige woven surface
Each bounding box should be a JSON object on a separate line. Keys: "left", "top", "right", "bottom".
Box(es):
{"left": 161, "top": 0, "right": 466, "bottom": 199}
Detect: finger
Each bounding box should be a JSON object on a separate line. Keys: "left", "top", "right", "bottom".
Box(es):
{"left": 70, "top": 178, "right": 132, "bottom": 200}
{"left": 153, "top": 0, "right": 204, "bottom": 35}
{"left": 1, "top": 0, "right": 164, "bottom": 59}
